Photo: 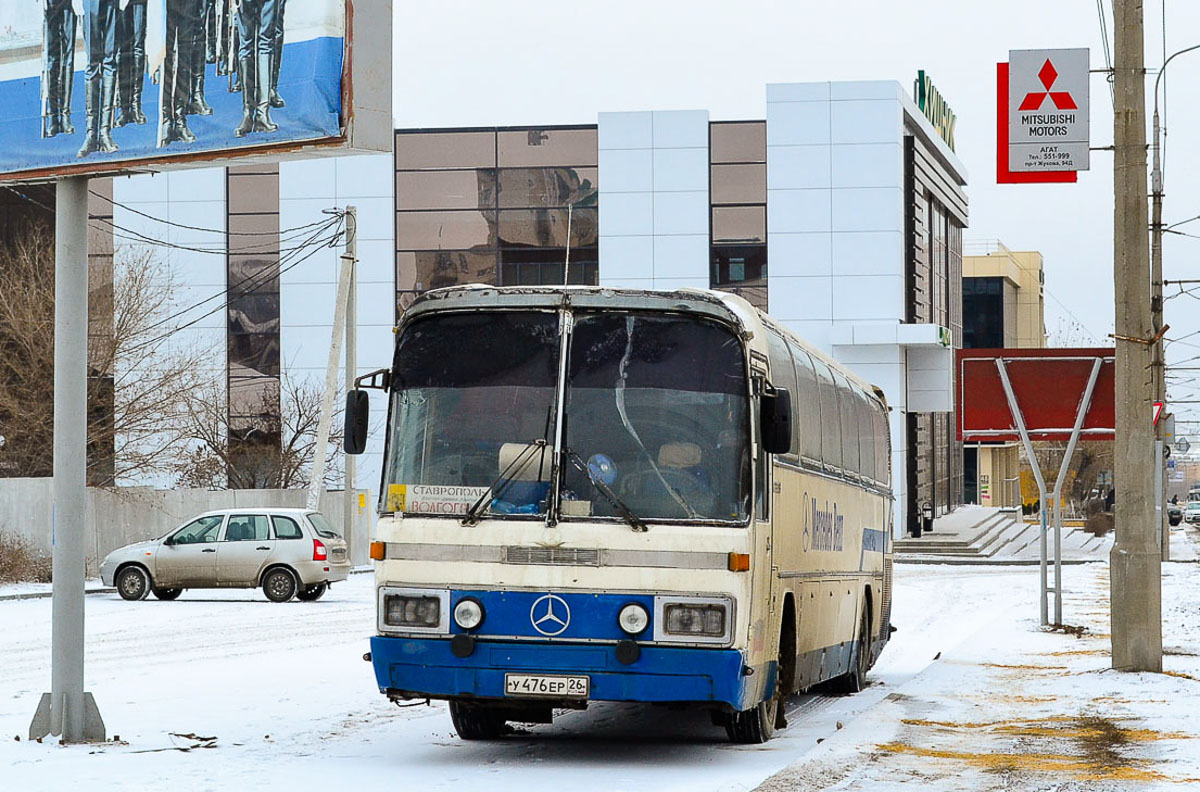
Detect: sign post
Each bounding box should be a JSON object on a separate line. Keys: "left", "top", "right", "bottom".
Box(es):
{"left": 2, "top": 0, "right": 393, "bottom": 744}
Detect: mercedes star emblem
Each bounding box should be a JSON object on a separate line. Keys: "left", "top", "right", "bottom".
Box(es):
{"left": 530, "top": 593, "right": 571, "bottom": 636}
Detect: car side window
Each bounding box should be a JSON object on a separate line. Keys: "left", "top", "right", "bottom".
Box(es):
{"left": 224, "top": 515, "right": 270, "bottom": 542}
{"left": 172, "top": 515, "right": 224, "bottom": 544}
{"left": 272, "top": 516, "right": 303, "bottom": 540}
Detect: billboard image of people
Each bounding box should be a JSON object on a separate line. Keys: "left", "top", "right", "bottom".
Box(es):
{"left": 0, "top": 0, "right": 344, "bottom": 177}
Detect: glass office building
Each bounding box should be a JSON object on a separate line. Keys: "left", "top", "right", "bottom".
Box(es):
{"left": 28, "top": 79, "right": 967, "bottom": 537}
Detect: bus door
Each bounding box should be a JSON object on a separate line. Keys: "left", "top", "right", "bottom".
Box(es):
{"left": 751, "top": 369, "right": 778, "bottom": 619}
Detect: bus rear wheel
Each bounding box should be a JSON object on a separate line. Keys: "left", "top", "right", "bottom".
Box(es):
{"left": 834, "top": 604, "right": 871, "bottom": 694}
{"left": 449, "top": 701, "right": 508, "bottom": 740}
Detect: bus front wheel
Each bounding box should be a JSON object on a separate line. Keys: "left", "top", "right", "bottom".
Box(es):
{"left": 725, "top": 690, "right": 778, "bottom": 744}
{"left": 449, "top": 701, "right": 507, "bottom": 740}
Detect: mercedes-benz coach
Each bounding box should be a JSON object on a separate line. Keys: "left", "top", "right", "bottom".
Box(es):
{"left": 345, "top": 285, "right": 893, "bottom": 743}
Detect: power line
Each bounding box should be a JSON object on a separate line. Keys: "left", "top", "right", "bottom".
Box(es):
{"left": 1045, "top": 287, "right": 1104, "bottom": 343}
{"left": 123, "top": 215, "right": 346, "bottom": 356}
{"left": 1097, "top": 0, "right": 1117, "bottom": 106}
{"left": 88, "top": 189, "right": 334, "bottom": 238}
{"left": 6, "top": 185, "right": 342, "bottom": 257}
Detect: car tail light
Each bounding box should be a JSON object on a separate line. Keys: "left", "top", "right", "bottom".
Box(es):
{"left": 313, "top": 539, "right": 327, "bottom": 561}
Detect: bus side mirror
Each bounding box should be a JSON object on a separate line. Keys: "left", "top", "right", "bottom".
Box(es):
{"left": 345, "top": 390, "right": 370, "bottom": 455}
{"left": 761, "top": 388, "right": 793, "bottom": 455}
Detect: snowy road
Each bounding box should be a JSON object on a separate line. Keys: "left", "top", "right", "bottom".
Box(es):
{"left": 0, "top": 561, "right": 1186, "bottom": 791}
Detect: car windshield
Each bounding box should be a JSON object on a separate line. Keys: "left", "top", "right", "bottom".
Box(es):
{"left": 383, "top": 311, "right": 560, "bottom": 517}
{"left": 561, "top": 312, "right": 750, "bottom": 522}
{"left": 307, "top": 512, "right": 341, "bottom": 538}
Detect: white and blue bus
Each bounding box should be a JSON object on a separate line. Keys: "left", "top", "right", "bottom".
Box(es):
{"left": 346, "top": 285, "right": 893, "bottom": 743}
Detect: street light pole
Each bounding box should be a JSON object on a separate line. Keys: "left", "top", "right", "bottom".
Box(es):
{"left": 1150, "top": 43, "right": 1200, "bottom": 562}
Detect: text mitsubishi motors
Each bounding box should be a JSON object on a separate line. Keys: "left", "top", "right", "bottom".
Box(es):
{"left": 346, "top": 285, "right": 894, "bottom": 743}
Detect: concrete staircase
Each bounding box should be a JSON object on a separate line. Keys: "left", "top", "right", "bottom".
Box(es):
{"left": 894, "top": 505, "right": 1112, "bottom": 565}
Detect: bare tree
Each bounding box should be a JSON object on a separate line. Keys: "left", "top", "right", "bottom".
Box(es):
{"left": 174, "top": 372, "right": 344, "bottom": 490}
{"left": 0, "top": 219, "right": 213, "bottom": 485}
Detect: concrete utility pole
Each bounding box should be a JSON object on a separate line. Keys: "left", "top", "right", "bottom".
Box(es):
{"left": 1110, "top": 0, "right": 1163, "bottom": 672}
{"left": 343, "top": 209, "right": 358, "bottom": 549}
{"left": 308, "top": 207, "right": 355, "bottom": 512}
{"left": 29, "top": 177, "right": 106, "bottom": 742}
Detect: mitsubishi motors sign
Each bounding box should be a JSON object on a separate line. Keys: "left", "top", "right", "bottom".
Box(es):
{"left": 1008, "top": 48, "right": 1090, "bottom": 173}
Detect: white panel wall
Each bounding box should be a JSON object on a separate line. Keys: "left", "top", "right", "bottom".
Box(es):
{"left": 598, "top": 110, "right": 710, "bottom": 289}
{"left": 279, "top": 154, "right": 394, "bottom": 500}
{"left": 112, "top": 168, "right": 228, "bottom": 487}
{"left": 767, "top": 81, "right": 913, "bottom": 538}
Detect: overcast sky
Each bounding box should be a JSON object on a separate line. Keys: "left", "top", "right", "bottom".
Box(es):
{"left": 393, "top": 1, "right": 1200, "bottom": 425}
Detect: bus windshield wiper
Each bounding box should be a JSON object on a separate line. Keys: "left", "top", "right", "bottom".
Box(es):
{"left": 462, "top": 439, "right": 549, "bottom": 527}
{"left": 563, "top": 448, "right": 648, "bottom": 533}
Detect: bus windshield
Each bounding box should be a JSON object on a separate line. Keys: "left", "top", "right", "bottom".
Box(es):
{"left": 384, "top": 311, "right": 560, "bottom": 517}
{"left": 562, "top": 312, "right": 749, "bottom": 522}
{"left": 382, "top": 308, "right": 750, "bottom": 523}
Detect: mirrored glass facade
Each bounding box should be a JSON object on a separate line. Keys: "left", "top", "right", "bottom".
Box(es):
{"left": 394, "top": 127, "right": 599, "bottom": 317}
{"left": 709, "top": 121, "right": 767, "bottom": 310}
{"left": 226, "top": 164, "right": 282, "bottom": 483}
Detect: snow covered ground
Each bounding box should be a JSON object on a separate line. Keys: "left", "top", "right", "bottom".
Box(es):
{"left": 1, "top": 535, "right": 1197, "bottom": 792}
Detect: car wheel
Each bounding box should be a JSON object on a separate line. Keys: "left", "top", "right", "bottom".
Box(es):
{"left": 263, "top": 568, "right": 298, "bottom": 603}
{"left": 296, "top": 582, "right": 328, "bottom": 602}
{"left": 116, "top": 566, "right": 150, "bottom": 601}
{"left": 152, "top": 587, "right": 183, "bottom": 601}
{"left": 448, "top": 701, "right": 508, "bottom": 740}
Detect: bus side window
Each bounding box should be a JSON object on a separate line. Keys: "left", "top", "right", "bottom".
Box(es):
{"left": 856, "top": 390, "right": 876, "bottom": 484}
{"left": 765, "top": 331, "right": 799, "bottom": 464}
{"left": 874, "top": 405, "right": 891, "bottom": 488}
{"left": 834, "top": 372, "right": 859, "bottom": 478}
{"left": 815, "top": 362, "right": 842, "bottom": 473}
{"left": 792, "top": 346, "right": 823, "bottom": 467}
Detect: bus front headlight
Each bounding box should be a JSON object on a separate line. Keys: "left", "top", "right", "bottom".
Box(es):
{"left": 663, "top": 603, "right": 726, "bottom": 637}
{"left": 383, "top": 593, "right": 441, "bottom": 628}
{"left": 453, "top": 598, "right": 485, "bottom": 630}
{"left": 618, "top": 603, "right": 649, "bottom": 635}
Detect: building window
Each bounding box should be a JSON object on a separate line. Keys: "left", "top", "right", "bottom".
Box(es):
{"left": 709, "top": 121, "right": 767, "bottom": 310}
{"left": 962, "top": 277, "right": 1005, "bottom": 348}
{"left": 226, "top": 164, "right": 282, "bottom": 487}
{"left": 394, "top": 128, "right": 600, "bottom": 316}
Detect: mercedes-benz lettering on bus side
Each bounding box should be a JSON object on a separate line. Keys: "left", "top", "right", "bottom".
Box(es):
{"left": 346, "top": 286, "right": 894, "bottom": 743}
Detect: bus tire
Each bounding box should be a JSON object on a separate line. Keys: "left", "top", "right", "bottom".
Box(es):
{"left": 449, "top": 701, "right": 507, "bottom": 740}
{"left": 726, "top": 635, "right": 787, "bottom": 744}
{"left": 726, "top": 692, "right": 778, "bottom": 744}
{"left": 835, "top": 604, "right": 871, "bottom": 694}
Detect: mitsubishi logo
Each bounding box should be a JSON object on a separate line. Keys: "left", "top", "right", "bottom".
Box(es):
{"left": 1019, "top": 59, "right": 1078, "bottom": 111}
{"left": 530, "top": 594, "right": 571, "bottom": 636}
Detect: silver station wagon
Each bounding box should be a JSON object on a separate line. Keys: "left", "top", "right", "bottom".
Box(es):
{"left": 99, "top": 508, "right": 351, "bottom": 602}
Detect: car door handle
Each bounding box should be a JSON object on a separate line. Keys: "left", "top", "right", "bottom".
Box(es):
{"left": 256, "top": 546, "right": 270, "bottom": 551}
{"left": 202, "top": 548, "right": 216, "bottom": 553}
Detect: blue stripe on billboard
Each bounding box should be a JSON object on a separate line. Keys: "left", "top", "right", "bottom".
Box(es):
{"left": 0, "top": 35, "right": 342, "bottom": 177}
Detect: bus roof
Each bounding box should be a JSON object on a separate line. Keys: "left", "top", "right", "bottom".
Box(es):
{"left": 403, "top": 285, "right": 887, "bottom": 407}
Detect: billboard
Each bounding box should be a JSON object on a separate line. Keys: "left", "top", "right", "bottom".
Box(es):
{"left": 0, "top": 0, "right": 388, "bottom": 181}
{"left": 956, "top": 348, "right": 1115, "bottom": 443}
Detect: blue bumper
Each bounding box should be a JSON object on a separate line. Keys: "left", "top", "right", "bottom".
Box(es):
{"left": 370, "top": 635, "right": 767, "bottom": 710}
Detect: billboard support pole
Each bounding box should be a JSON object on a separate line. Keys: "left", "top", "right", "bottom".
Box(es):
{"left": 996, "top": 359, "right": 1050, "bottom": 625}
{"left": 29, "top": 176, "right": 105, "bottom": 743}
{"left": 996, "top": 357, "right": 1100, "bottom": 626}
